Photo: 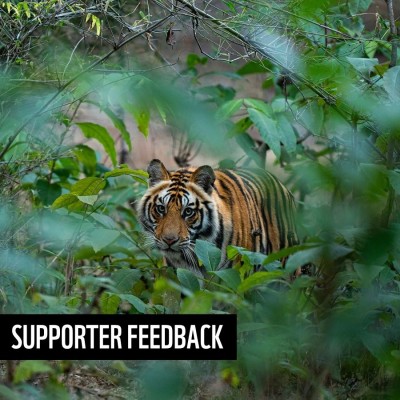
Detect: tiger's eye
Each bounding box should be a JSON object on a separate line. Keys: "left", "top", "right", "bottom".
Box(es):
{"left": 156, "top": 204, "right": 165, "bottom": 214}
{"left": 183, "top": 208, "right": 195, "bottom": 218}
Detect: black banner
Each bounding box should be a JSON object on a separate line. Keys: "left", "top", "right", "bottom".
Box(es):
{"left": 0, "top": 314, "right": 237, "bottom": 360}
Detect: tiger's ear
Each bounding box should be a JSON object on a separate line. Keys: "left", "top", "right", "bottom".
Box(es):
{"left": 147, "top": 159, "right": 170, "bottom": 187}
{"left": 191, "top": 165, "right": 215, "bottom": 194}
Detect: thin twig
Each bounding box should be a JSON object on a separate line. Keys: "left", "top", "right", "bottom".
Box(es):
{"left": 0, "top": 14, "right": 173, "bottom": 161}
{"left": 386, "top": 0, "right": 398, "bottom": 67}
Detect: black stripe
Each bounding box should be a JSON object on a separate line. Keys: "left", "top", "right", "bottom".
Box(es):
{"left": 215, "top": 212, "right": 224, "bottom": 248}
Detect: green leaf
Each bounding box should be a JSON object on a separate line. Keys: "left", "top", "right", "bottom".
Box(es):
{"left": 354, "top": 263, "right": 384, "bottom": 284}
{"left": 238, "top": 271, "right": 284, "bottom": 293}
{"left": 100, "top": 292, "right": 120, "bottom": 314}
{"left": 298, "top": 101, "right": 324, "bottom": 135}
{"left": 237, "top": 60, "right": 272, "bottom": 75}
{"left": 103, "top": 107, "right": 132, "bottom": 151}
{"left": 364, "top": 40, "right": 378, "bottom": 58}
{"left": 361, "top": 332, "right": 387, "bottom": 361}
{"left": 263, "top": 244, "right": 317, "bottom": 265}
{"left": 0, "top": 384, "right": 23, "bottom": 400}
{"left": 383, "top": 66, "right": 400, "bottom": 101}
{"left": 348, "top": 0, "right": 373, "bottom": 14}
{"left": 71, "top": 177, "right": 106, "bottom": 196}
{"left": 105, "top": 167, "right": 148, "bottom": 184}
{"left": 86, "top": 228, "right": 120, "bottom": 253}
{"left": 177, "top": 268, "right": 200, "bottom": 292}
{"left": 195, "top": 240, "right": 222, "bottom": 272}
{"left": 276, "top": 114, "right": 297, "bottom": 153}
{"left": 111, "top": 269, "right": 142, "bottom": 293}
{"left": 187, "top": 53, "right": 208, "bottom": 68}
{"left": 14, "top": 360, "right": 53, "bottom": 384}
{"left": 228, "top": 246, "right": 267, "bottom": 266}
{"left": 126, "top": 105, "right": 150, "bottom": 137}
{"left": 180, "top": 292, "right": 213, "bottom": 314}
{"left": 73, "top": 144, "right": 97, "bottom": 175}
{"left": 244, "top": 98, "right": 272, "bottom": 115}
{"left": 285, "top": 247, "right": 321, "bottom": 274}
{"left": 52, "top": 193, "right": 79, "bottom": 209}
{"left": 347, "top": 57, "right": 378, "bottom": 75}
{"left": 77, "top": 195, "right": 98, "bottom": 206}
{"left": 216, "top": 99, "right": 243, "bottom": 120}
{"left": 36, "top": 179, "right": 62, "bottom": 206}
{"left": 76, "top": 122, "right": 117, "bottom": 166}
{"left": 118, "top": 293, "right": 147, "bottom": 313}
{"left": 388, "top": 170, "right": 400, "bottom": 194}
{"left": 211, "top": 268, "right": 241, "bottom": 291}
{"left": 248, "top": 108, "right": 281, "bottom": 158}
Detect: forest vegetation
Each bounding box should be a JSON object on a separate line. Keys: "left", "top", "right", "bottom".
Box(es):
{"left": 0, "top": 0, "right": 400, "bottom": 398}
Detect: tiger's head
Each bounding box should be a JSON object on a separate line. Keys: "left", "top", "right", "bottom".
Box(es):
{"left": 137, "top": 159, "right": 218, "bottom": 268}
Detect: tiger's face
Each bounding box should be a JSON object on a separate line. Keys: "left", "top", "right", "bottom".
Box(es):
{"left": 137, "top": 159, "right": 218, "bottom": 268}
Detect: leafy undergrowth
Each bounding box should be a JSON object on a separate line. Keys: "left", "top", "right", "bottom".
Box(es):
{"left": 1, "top": 159, "right": 399, "bottom": 399}
{"left": 1, "top": 0, "right": 400, "bottom": 397}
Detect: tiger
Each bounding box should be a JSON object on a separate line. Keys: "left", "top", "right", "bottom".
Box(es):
{"left": 137, "top": 159, "right": 298, "bottom": 275}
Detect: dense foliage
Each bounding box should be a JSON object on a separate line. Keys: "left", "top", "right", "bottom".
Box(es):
{"left": 0, "top": 0, "right": 400, "bottom": 398}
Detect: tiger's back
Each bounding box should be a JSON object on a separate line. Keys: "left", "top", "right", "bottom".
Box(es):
{"left": 213, "top": 168, "right": 298, "bottom": 255}
{"left": 137, "top": 159, "right": 298, "bottom": 273}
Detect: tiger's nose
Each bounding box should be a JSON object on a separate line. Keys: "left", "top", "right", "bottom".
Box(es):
{"left": 162, "top": 235, "right": 179, "bottom": 246}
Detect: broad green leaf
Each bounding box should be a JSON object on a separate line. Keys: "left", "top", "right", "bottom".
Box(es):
{"left": 298, "top": 101, "right": 324, "bottom": 135}
{"left": 111, "top": 268, "right": 142, "bottom": 293}
{"left": 177, "top": 268, "right": 200, "bottom": 292}
{"left": 244, "top": 98, "right": 272, "bottom": 115}
{"left": 216, "top": 99, "right": 243, "bottom": 120}
{"left": 237, "top": 60, "right": 272, "bottom": 75}
{"left": 90, "top": 213, "right": 119, "bottom": 229}
{"left": 238, "top": 271, "right": 284, "bottom": 293}
{"left": 248, "top": 108, "right": 281, "bottom": 158}
{"left": 0, "top": 384, "right": 22, "bottom": 400}
{"left": 228, "top": 246, "right": 267, "bottom": 266}
{"left": 118, "top": 293, "right": 147, "bottom": 313}
{"left": 105, "top": 167, "right": 148, "bottom": 184}
{"left": 187, "top": 53, "right": 208, "bottom": 68}
{"left": 36, "top": 179, "right": 61, "bottom": 206}
{"left": 77, "top": 195, "right": 98, "bottom": 205}
{"left": 180, "top": 292, "right": 213, "bottom": 314}
{"left": 354, "top": 263, "right": 384, "bottom": 284}
{"left": 100, "top": 292, "right": 120, "bottom": 314}
{"left": 374, "top": 63, "right": 389, "bottom": 77}
{"left": 383, "top": 66, "right": 400, "bottom": 101}
{"left": 271, "top": 98, "right": 291, "bottom": 113}
{"left": 361, "top": 332, "right": 387, "bottom": 362}
{"left": 73, "top": 144, "right": 97, "bottom": 175}
{"left": 263, "top": 244, "right": 318, "bottom": 265}
{"left": 195, "top": 240, "right": 222, "bottom": 272}
{"left": 349, "top": 0, "right": 373, "bottom": 14}
{"left": 347, "top": 57, "right": 378, "bottom": 75}
{"left": 276, "top": 114, "right": 297, "bottom": 153}
{"left": 14, "top": 360, "right": 53, "bottom": 384}
{"left": 388, "top": 170, "right": 400, "bottom": 194}
{"left": 103, "top": 107, "right": 132, "bottom": 151}
{"left": 76, "top": 122, "right": 117, "bottom": 166}
{"left": 126, "top": 105, "right": 150, "bottom": 137}
{"left": 285, "top": 247, "right": 321, "bottom": 274}
{"left": 212, "top": 268, "right": 241, "bottom": 291}
{"left": 52, "top": 193, "right": 79, "bottom": 209}
{"left": 86, "top": 228, "right": 120, "bottom": 253}
{"left": 364, "top": 40, "right": 378, "bottom": 58}
{"left": 71, "top": 177, "right": 105, "bottom": 196}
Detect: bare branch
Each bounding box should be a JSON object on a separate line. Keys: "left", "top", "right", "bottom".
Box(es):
{"left": 386, "top": 0, "right": 398, "bottom": 67}
{"left": 0, "top": 14, "right": 173, "bottom": 160}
